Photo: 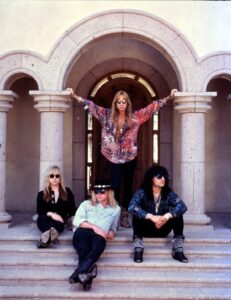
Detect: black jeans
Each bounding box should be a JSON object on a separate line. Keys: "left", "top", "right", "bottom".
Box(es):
{"left": 109, "top": 157, "right": 137, "bottom": 210}
{"left": 37, "top": 215, "right": 64, "bottom": 233}
{"left": 73, "top": 228, "right": 106, "bottom": 273}
{"left": 132, "top": 215, "right": 184, "bottom": 239}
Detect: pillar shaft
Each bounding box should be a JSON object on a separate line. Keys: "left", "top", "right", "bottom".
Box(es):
{"left": 0, "top": 91, "right": 17, "bottom": 224}
{"left": 30, "top": 91, "right": 71, "bottom": 189}
{"left": 174, "top": 92, "right": 217, "bottom": 225}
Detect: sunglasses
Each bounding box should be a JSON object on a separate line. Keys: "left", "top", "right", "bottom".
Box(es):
{"left": 117, "top": 100, "right": 127, "bottom": 105}
{"left": 94, "top": 189, "right": 106, "bottom": 194}
{"left": 155, "top": 174, "right": 165, "bottom": 179}
{"left": 49, "top": 174, "right": 60, "bottom": 179}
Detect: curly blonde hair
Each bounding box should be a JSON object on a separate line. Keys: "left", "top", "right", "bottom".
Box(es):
{"left": 91, "top": 189, "right": 118, "bottom": 208}
{"left": 110, "top": 90, "right": 132, "bottom": 128}
{"left": 43, "top": 165, "right": 67, "bottom": 202}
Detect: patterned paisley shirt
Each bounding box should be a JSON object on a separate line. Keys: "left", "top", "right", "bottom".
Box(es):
{"left": 128, "top": 189, "right": 187, "bottom": 219}
{"left": 83, "top": 98, "right": 165, "bottom": 164}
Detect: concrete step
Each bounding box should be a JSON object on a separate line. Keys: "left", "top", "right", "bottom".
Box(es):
{"left": 0, "top": 283, "right": 231, "bottom": 300}
{"left": 1, "top": 241, "right": 231, "bottom": 258}
{"left": 1, "top": 233, "right": 231, "bottom": 245}
{"left": 0, "top": 252, "right": 231, "bottom": 271}
{"left": 0, "top": 265, "right": 231, "bottom": 287}
{"left": 0, "top": 224, "right": 231, "bottom": 300}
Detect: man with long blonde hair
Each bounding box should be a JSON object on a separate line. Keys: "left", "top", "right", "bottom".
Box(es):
{"left": 69, "top": 179, "right": 120, "bottom": 291}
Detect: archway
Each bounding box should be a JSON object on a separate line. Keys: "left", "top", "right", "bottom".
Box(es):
{"left": 6, "top": 76, "right": 39, "bottom": 212}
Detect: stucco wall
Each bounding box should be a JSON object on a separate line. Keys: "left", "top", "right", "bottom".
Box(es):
{"left": 0, "top": 1, "right": 230, "bottom": 58}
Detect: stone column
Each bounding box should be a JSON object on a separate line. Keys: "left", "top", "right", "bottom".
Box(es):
{"left": 174, "top": 92, "right": 217, "bottom": 225}
{"left": 29, "top": 91, "right": 71, "bottom": 189}
{"left": 0, "top": 91, "right": 17, "bottom": 224}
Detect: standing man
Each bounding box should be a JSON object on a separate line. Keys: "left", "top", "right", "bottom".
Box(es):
{"left": 128, "top": 164, "right": 188, "bottom": 263}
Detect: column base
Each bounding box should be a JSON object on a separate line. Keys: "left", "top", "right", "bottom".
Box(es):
{"left": 0, "top": 211, "right": 12, "bottom": 227}
{"left": 184, "top": 214, "right": 213, "bottom": 232}
{"left": 184, "top": 214, "right": 211, "bottom": 225}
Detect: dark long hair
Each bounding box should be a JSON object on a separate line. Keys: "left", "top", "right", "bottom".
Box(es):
{"left": 141, "top": 164, "right": 172, "bottom": 201}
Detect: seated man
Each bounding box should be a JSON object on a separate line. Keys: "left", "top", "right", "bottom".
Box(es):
{"left": 128, "top": 164, "right": 188, "bottom": 263}
{"left": 68, "top": 179, "right": 121, "bottom": 291}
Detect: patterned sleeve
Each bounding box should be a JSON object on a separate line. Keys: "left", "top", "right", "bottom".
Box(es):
{"left": 128, "top": 189, "right": 148, "bottom": 219}
{"left": 133, "top": 101, "right": 160, "bottom": 125}
{"left": 167, "top": 191, "right": 188, "bottom": 217}
{"left": 83, "top": 99, "right": 108, "bottom": 123}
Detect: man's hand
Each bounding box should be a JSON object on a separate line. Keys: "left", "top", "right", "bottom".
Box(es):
{"left": 66, "top": 88, "right": 83, "bottom": 102}
{"left": 92, "top": 225, "right": 107, "bottom": 239}
{"left": 150, "top": 215, "right": 167, "bottom": 229}
{"left": 107, "top": 230, "right": 115, "bottom": 241}
{"left": 170, "top": 88, "right": 178, "bottom": 98}
{"left": 66, "top": 88, "right": 74, "bottom": 97}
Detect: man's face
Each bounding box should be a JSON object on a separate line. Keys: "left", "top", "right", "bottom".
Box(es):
{"left": 116, "top": 95, "right": 128, "bottom": 112}
{"left": 152, "top": 174, "right": 166, "bottom": 188}
{"left": 94, "top": 189, "right": 109, "bottom": 203}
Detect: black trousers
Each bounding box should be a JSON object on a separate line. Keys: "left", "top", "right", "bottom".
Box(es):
{"left": 37, "top": 215, "right": 64, "bottom": 233}
{"left": 109, "top": 157, "right": 137, "bottom": 210}
{"left": 132, "top": 215, "right": 184, "bottom": 239}
{"left": 73, "top": 228, "right": 106, "bottom": 273}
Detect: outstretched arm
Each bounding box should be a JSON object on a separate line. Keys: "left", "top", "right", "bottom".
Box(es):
{"left": 160, "top": 88, "right": 178, "bottom": 106}
{"left": 134, "top": 88, "right": 179, "bottom": 125}
{"left": 66, "top": 87, "right": 107, "bottom": 122}
{"left": 66, "top": 88, "right": 84, "bottom": 103}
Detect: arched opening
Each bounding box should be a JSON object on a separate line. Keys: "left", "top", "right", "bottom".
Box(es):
{"left": 205, "top": 76, "right": 231, "bottom": 215}
{"left": 67, "top": 34, "right": 177, "bottom": 205}
{"left": 6, "top": 76, "right": 39, "bottom": 212}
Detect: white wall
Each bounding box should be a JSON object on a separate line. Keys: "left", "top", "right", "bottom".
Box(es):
{"left": 0, "top": 1, "right": 230, "bottom": 58}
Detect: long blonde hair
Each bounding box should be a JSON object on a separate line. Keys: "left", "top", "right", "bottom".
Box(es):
{"left": 43, "top": 165, "right": 67, "bottom": 202}
{"left": 91, "top": 189, "right": 118, "bottom": 208}
{"left": 110, "top": 90, "right": 132, "bottom": 128}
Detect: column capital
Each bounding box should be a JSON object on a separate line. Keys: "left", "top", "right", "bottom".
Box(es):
{"left": 29, "top": 91, "right": 72, "bottom": 112}
{"left": 174, "top": 92, "right": 217, "bottom": 113}
{"left": 0, "top": 90, "right": 18, "bottom": 112}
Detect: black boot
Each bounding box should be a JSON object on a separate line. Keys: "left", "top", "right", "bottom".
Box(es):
{"left": 134, "top": 247, "right": 143, "bottom": 263}
{"left": 83, "top": 278, "right": 93, "bottom": 291}
{"left": 172, "top": 251, "right": 188, "bottom": 263}
{"left": 78, "top": 261, "right": 97, "bottom": 291}
{"left": 68, "top": 267, "right": 79, "bottom": 284}
{"left": 172, "top": 236, "right": 188, "bottom": 263}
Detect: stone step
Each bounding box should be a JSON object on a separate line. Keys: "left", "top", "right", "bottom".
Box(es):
{"left": 0, "top": 241, "right": 231, "bottom": 257}
{"left": 0, "top": 265, "right": 231, "bottom": 287}
{"left": 1, "top": 228, "right": 231, "bottom": 246}
{"left": 0, "top": 283, "right": 231, "bottom": 300}
{"left": 0, "top": 252, "right": 231, "bottom": 270}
